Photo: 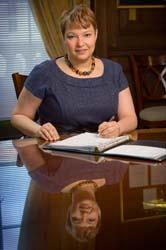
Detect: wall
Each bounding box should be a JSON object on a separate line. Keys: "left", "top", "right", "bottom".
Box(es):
{"left": 93, "top": 0, "right": 166, "bottom": 122}
{"left": 94, "top": 0, "right": 166, "bottom": 58}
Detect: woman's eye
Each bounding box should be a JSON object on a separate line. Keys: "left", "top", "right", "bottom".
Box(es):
{"left": 72, "top": 217, "right": 81, "bottom": 224}
{"left": 84, "top": 33, "right": 91, "bottom": 37}
{"left": 88, "top": 219, "right": 96, "bottom": 223}
{"left": 67, "top": 35, "right": 76, "bottom": 39}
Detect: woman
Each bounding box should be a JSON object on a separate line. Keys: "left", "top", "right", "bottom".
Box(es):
{"left": 11, "top": 5, "right": 137, "bottom": 141}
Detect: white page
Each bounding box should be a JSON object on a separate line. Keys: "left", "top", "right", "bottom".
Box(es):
{"left": 104, "top": 145, "right": 166, "bottom": 160}
{"left": 48, "top": 132, "right": 129, "bottom": 149}
{"left": 49, "top": 132, "right": 111, "bottom": 147}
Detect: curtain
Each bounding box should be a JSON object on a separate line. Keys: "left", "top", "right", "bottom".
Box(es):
{"left": 29, "top": 0, "right": 90, "bottom": 59}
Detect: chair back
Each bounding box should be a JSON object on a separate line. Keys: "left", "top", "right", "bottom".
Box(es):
{"left": 12, "top": 72, "right": 28, "bottom": 98}
{"left": 130, "top": 54, "right": 166, "bottom": 128}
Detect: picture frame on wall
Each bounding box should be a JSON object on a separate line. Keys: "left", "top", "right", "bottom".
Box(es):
{"left": 117, "top": 0, "right": 166, "bottom": 8}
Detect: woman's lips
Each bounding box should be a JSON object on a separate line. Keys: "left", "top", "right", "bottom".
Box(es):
{"left": 79, "top": 203, "right": 92, "bottom": 209}
{"left": 75, "top": 49, "right": 87, "bottom": 54}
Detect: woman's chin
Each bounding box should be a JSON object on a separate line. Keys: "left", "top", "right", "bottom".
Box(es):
{"left": 74, "top": 52, "right": 90, "bottom": 60}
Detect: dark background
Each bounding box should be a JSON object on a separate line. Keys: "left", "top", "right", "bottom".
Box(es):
{"left": 118, "top": 0, "right": 166, "bottom": 6}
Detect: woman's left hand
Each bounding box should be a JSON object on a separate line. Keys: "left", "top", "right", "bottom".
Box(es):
{"left": 98, "top": 121, "right": 120, "bottom": 138}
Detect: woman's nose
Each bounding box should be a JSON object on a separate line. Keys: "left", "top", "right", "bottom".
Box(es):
{"left": 76, "top": 36, "right": 84, "bottom": 46}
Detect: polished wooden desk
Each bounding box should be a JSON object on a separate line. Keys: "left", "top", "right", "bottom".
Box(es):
{"left": 0, "top": 129, "right": 166, "bottom": 249}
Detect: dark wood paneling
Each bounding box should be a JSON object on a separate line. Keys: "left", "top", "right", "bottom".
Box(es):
{"left": 94, "top": 0, "right": 166, "bottom": 57}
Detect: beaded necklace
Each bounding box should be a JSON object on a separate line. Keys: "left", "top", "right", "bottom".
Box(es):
{"left": 65, "top": 54, "right": 95, "bottom": 76}
{"left": 71, "top": 180, "right": 98, "bottom": 193}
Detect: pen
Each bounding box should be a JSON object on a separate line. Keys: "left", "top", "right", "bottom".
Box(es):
{"left": 108, "top": 115, "right": 115, "bottom": 122}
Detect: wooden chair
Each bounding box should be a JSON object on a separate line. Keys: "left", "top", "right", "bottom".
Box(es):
{"left": 12, "top": 72, "right": 28, "bottom": 98}
{"left": 0, "top": 73, "right": 28, "bottom": 141}
{"left": 130, "top": 54, "right": 166, "bottom": 128}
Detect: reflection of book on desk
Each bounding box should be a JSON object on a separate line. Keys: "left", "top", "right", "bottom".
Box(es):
{"left": 44, "top": 132, "right": 130, "bottom": 153}
{"left": 43, "top": 149, "right": 106, "bottom": 164}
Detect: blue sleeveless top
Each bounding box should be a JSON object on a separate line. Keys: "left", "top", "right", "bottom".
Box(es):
{"left": 25, "top": 58, "right": 128, "bottom": 133}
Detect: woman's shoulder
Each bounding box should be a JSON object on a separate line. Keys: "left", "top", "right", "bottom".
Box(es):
{"left": 100, "top": 57, "right": 124, "bottom": 78}
{"left": 33, "top": 59, "right": 55, "bottom": 72}
{"left": 101, "top": 57, "right": 122, "bottom": 69}
{"left": 25, "top": 60, "right": 55, "bottom": 93}
{"left": 26, "top": 59, "right": 57, "bottom": 83}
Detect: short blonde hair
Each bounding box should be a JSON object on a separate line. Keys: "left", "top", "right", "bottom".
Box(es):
{"left": 60, "top": 5, "right": 97, "bottom": 38}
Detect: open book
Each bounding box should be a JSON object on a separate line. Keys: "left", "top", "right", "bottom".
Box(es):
{"left": 103, "top": 144, "right": 166, "bottom": 162}
{"left": 43, "top": 132, "right": 130, "bottom": 153}
{"left": 43, "top": 133, "right": 166, "bottom": 162}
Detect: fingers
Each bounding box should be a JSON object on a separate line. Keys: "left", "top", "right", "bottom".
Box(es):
{"left": 98, "top": 121, "right": 120, "bottom": 138}
{"left": 36, "top": 123, "right": 60, "bottom": 141}
{"left": 98, "top": 121, "right": 108, "bottom": 134}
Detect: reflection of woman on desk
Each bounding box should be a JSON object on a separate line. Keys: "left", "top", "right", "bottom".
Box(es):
{"left": 14, "top": 139, "right": 128, "bottom": 242}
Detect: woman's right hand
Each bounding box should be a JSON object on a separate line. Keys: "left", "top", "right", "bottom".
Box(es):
{"left": 36, "top": 122, "right": 60, "bottom": 141}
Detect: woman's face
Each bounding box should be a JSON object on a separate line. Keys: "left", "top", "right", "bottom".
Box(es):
{"left": 70, "top": 190, "right": 100, "bottom": 228}
{"left": 64, "top": 24, "right": 97, "bottom": 63}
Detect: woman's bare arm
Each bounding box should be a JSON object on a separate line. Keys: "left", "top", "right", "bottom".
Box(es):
{"left": 11, "top": 87, "right": 59, "bottom": 141}
{"left": 117, "top": 87, "right": 138, "bottom": 134}
{"left": 98, "top": 87, "right": 137, "bottom": 137}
